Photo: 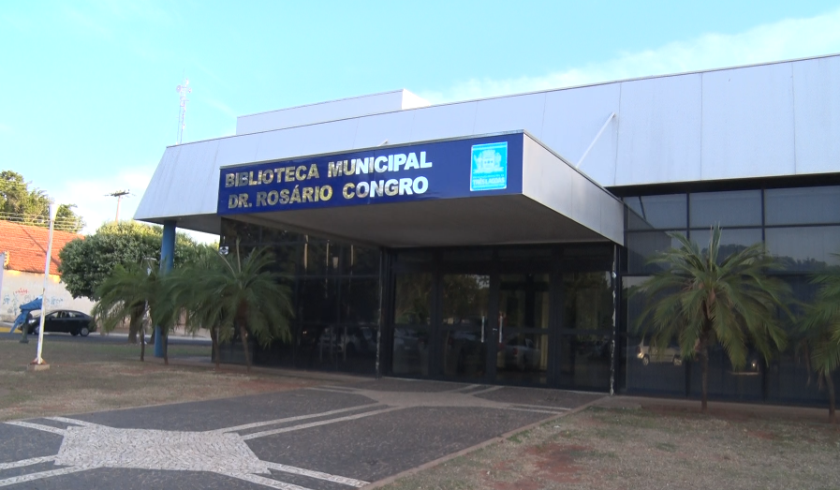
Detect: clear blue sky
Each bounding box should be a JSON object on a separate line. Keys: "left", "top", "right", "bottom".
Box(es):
{"left": 3, "top": 0, "right": 840, "bottom": 237}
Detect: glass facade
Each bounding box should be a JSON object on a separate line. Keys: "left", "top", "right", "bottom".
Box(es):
{"left": 219, "top": 219, "right": 381, "bottom": 373}
{"left": 621, "top": 184, "right": 840, "bottom": 406}
{"left": 214, "top": 182, "right": 840, "bottom": 408}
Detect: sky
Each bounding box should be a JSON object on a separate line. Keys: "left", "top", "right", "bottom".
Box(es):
{"left": 2, "top": 0, "right": 840, "bottom": 241}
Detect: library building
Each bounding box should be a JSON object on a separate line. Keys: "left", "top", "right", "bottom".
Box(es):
{"left": 136, "top": 54, "right": 840, "bottom": 407}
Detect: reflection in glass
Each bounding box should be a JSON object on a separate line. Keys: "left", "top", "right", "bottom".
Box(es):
{"left": 563, "top": 272, "right": 613, "bottom": 332}
{"left": 765, "top": 186, "right": 840, "bottom": 225}
{"left": 558, "top": 334, "right": 611, "bottom": 389}
{"left": 689, "top": 228, "right": 763, "bottom": 262}
{"left": 394, "top": 274, "right": 432, "bottom": 325}
{"left": 690, "top": 190, "right": 762, "bottom": 228}
{"left": 624, "top": 194, "right": 687, "bottom": 230}
{"left": 626, "top": 230, "right": 686, "bottom": 274}
{"left": 495, "top": 332, "right": 548, "bottom": 384}
{"left": 441, "top": 275, "right": 490, "bottom": 326}
{"left": 392, "top": 326, "right": 429, "bottom": 375}
{"left": 392, "top": 274, "right": 432, "bottom": 376}
{"left": 441, "top": 274, "right": 489, "bottom": 378}
{"left": 766, "top": 226, "right": 840, "bottom": 271}
{"left": 498, "top": 274, "right": 549, "bottom": 329}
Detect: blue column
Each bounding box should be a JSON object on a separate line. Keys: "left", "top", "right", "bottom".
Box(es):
{"left": 155, "top": 220, "right": 176, "bottom": 358}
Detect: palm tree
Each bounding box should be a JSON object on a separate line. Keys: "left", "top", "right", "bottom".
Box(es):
{"left": 167, "top": 247, "right": 232, "bottom": 369}
{"left": 633, "top": 225, "right": 790, "bottom": 412}
{"left": 91, "top": 259, "right": 177, "bottom": 364}
{"left": 169, "top": 243, "right": 293, "bottom": 371}
{"left": 798, "top": 264, "right": 840, "bottom": 423}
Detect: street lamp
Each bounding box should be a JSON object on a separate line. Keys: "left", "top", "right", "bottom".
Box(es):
{"left": 30, "top": 203, "right": 57, "bottom": 371}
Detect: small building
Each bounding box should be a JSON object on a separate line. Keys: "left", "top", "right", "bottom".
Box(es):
{"left": 0, "top": 221, "right": 94, "bottom": 323}
{"left": 136, "top": 54, "right": 840, "bottom": 407}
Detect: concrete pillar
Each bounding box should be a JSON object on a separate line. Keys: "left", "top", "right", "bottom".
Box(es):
{"left": 155, "top": 220, "right": 176, "bottom": 358}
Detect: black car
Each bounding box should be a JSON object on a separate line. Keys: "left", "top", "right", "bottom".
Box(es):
{"left": 27, "top": 310, "right": 96, "bottom": 337}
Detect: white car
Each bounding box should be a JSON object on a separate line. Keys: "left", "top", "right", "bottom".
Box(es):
{"left": 636, "top": 340, "right": 682, "bottom": 367}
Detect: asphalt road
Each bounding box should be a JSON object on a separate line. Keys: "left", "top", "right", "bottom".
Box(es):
{"left": 0, "top": 328, "right": 210, "bottom": 346}
{"left": 0, "top": 378, "right": 603, "bottom": 489}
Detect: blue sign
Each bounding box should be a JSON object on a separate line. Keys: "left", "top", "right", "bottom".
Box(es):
{"left": 218, "top": 133, "right": 523, "bottom": 215}
{"left": 470, "top": 141, "right": 508, "bottom": 191}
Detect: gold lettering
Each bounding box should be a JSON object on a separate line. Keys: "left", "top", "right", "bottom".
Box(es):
{"left": 285, "top": 167, "right": 295, "bottom": 182}
{"left": 296, "top": 166, "right": 307, "bottom": 181}
{"left": 225, "top": 173, "right": 236, "bottom": 188}
{"left": 275, "top": 168, "right": 284, "bottom": 182}
{"left": 267, "top": 190, "right": 279, "bottom": 205}
{"left": 328, "top": 161, "right": 343, "bottom": 178}
{"left": 307, "top": 164, "right": 320, "bottom": 180}
{"left": 289, "top": 185, "right": 301, "bottom": 204}
{"left": 256, "top": 192, "right": 267, "bottom": 206}
{"left": 342, "top": 182, "right": 355, "bottom": 199}
{"left": 320, "top": 185, "right": 333, "bottom": 201}
{"left": 228, "top": 195, "right": 238, "bottom": 208}
{"left": 385, "top": 179, "right": 398, "bottom": 196}
{"left": 279, "top": 189, "right": 290, "bottom": 204}
{"left": 249, "top": 171, "right": 259, "bottom": 186}
{"left": 302, "top": 187, "right": 314, "bottom": 202}
{"left": 238, "top": 193, "right": 250, "bottom": 208}
{"left": 261, "top": 169, "right": 275, "bottom": 184}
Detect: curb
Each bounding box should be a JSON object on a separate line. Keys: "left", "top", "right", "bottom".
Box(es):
{"left": 361, "top": 395, "right": 607, "bottom": 489}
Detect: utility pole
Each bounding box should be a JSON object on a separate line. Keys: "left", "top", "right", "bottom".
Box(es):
{"left": 106, "top": 190, "right": 131, "bottom": 222}
{"left": 176, "top": 79, "right": 192, "bottom": 145}
{"left": 29, "top": 203, "right": 57, "bottom": 371}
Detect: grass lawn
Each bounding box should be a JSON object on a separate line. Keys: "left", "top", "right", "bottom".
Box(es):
{"left": 0, "top": 337, "right": 315, "bottom": 421}
{"left": 382, "top": 401, "right": 840, "bottom": 490}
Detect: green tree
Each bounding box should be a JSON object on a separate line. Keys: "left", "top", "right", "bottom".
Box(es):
{"left": 167, "top": 247, "right": 233, "bottom": 369}
{"left": 798, "top": 264, "right": 840, "bottom": 423}
{"left": 58, "top": 221, "right": 207, "bottom": 302}
{"left": 168, "top": 243, "right": 293, "bottom": 371}
{"left": 633, "top": 225, "right": 791, "bottom": 412}
{"left": 91, "top": 259, "right": 177, "bottom": 363}
{"left": 0, "top": 170, "right": 84, "bottom": 232}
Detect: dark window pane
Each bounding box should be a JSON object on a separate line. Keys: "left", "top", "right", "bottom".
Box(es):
{"left": 689, "top": 190, "right": 762, "bottom": 227}
{"left": 392, "top": 250, "right": 434, "bottom": 274}
{"left": 689, "top": 228, "right": 763, "bottom": 261}
{"left": 499, "top": 274, "right": 550, "bottom": 329}
{"left": 269, "top": 244, "right": 301, "bottom": 276}
{"left": 495, "top": 331, "right": 549, "bottom": 385}
{"left": 340, "top": 245, "right": 379, "bottom": 275}
{"left": 340, "top": 278, "right": 379, "bottom": 324}
{"left": 394, "top": 274, "right": 432, "bottom": 325}
{"left": 563, "top": 272, "right": 613, "bottom": 332}
{"left": 766, "top": 226, "right": 840, "bottom": 271}
{"left": 624, "top": 195, "right": 686, "bottom": 230}
{"left": 558, "top": 334, "right": 611, "bottom": 390}
{"left": 626, "top": 230, "right": 686, "bottom": 274}
{"left": 765, "top": 186, "right": 840, "bottom": 225}
{"left": 298, "top": 279, "right": 338, "bottom": 324}
{"left": 393, "top": 326, "right": 429, "bottom": 375}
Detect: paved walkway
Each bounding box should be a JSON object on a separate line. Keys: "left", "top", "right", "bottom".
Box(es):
{"left": 0, "top": 379, "right": 603, "bottom": 489}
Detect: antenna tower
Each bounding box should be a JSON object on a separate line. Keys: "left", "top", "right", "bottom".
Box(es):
{"left": 176, "top": 79, "right": 192, "bottom": 145}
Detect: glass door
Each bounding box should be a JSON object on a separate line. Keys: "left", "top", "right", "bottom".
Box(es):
{"left": 494, "top": 274, "right": 551, "bottom": 385}
{"left": 439, "top": 274, "right": 491, "bottom": 379}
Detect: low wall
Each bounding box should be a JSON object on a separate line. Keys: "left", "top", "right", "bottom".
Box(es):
{"left": 0, "top": 269, "right": 95, "bottom": 322}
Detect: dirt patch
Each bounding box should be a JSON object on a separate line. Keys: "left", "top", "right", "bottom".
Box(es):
{"left": 382, "top": 403, "right": 840, "bottom": 490}
{"left": 0, "top": 339, "right": 319, "bottom": 421}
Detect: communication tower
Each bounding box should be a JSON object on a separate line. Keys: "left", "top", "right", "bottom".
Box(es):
{"left": 176, "top": 79, "right": 192, "bottom": 145}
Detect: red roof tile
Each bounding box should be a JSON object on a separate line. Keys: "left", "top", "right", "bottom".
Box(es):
{"left": 0, "top": 221, "right": 83, "bottom": 275}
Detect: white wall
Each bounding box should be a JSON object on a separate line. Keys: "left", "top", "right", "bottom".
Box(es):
{"left": 0, "top": 270, "right": 95, "bottom": 322}
{"left": 136, "top": 54, "right": 840, "bottom": 228}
